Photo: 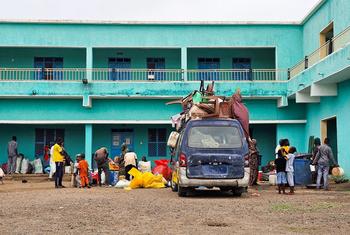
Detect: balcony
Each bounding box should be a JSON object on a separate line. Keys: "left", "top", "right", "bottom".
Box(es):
{"left": 290, "top": 25, "right": 350, "bottom": 78}
{"left": 0, "top": 68, "right": 288, "bottom": 82}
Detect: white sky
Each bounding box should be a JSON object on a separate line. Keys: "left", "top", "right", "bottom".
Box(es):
{"left": 0, "top": 0, "right": 321, "bottom": 23}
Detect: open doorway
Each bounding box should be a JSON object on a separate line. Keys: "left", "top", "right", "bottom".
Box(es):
{"left": 321, "top": 117, "right": 337, "bottom": 161}
{"left": 320, "top": 22, "right": 334, "bottom": 58}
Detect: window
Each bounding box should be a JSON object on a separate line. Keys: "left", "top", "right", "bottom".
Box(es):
{"left": 148, "top": 128, "right": 167, "bottom": 157}
{"left": 232, "top": 58, "right": 252, "bottom": 80}
{"left": 35, "top": 129, "right": 64, "bottom": 157}
{"left": 34, "top": 57, "right": 63, "bottom": 80}
{"left": 197, "top": 58, "right": 220, "bottom": 80}
{"left": 147, "top": 58, "right": 165, "bottom": 80}
{"left": 320, "top": 22, "right": 334, "bottom": 58}
{"left": 108, "top": 58, "right": 131, "bottom": 80}
{"left": 188, "top": 126, "right": 242, "bottom": 149}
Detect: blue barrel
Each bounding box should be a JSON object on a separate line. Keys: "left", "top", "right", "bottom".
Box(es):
{"left": 293, "top": 159, "right": 312, "bottom": 185}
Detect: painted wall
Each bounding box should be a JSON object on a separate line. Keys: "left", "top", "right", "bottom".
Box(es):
{"left": 0, "top": 124, "right": 85, "bottom": 164}
{"left": 0, "top": 47, "right": 86, "bottom": 68}
{"left": 93, "top": 48, "right": 181, "bottom": 69}
{"left": 92, "top": 124, "right": 173, "bottom": 166}
{"left": 188, "top": 48, "right": 275, "bottom": 69}
{"left": 0, "top": 23, "right": 303, "bottom": 69}
{"left": 276, "top": 123, "right": 307, "bottom": 153}
{"left": 0, "top": 98, "right": 306, "bottom": 122}
{"left": 303, "top": 0, "right": 350, "bottom": 55}
{"left": 305, "top": 79, "right": 350, "bottom": 176}
{"left": 250, "top": 124, "right": 276, "bottom": 167}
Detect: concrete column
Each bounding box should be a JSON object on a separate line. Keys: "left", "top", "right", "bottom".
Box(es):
{"left": 181, "top": 47, "right": 187, "bottom": 81}
{"left": 85, "top": 124, "right": 93, "bottom": 167}
{"left": 86, "top": 47, "right": 93, "bottom": 82}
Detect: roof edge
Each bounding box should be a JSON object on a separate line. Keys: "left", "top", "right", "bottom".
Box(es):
{"left": 0, "top": 19, "right": 301, "bottom": 25}
{"left": 300, "top": 0, "right": 327, "bottom": 25}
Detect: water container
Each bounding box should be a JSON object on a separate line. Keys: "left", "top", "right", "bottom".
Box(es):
{"left": 293, "top": 159, "right": 312, "bottom": 185}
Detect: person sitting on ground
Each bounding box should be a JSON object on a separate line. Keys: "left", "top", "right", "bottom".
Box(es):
{"left": 94, "top": 147, "right": 111, "bottom": 187}
{"left": 124, "top": 150, "right": 138, "bottom": 181}
{"left": 77, "top": 153, "right": 90, "bottom": 188}
{"left": 313, "top": 138, "right": 338, "bottom": 190}
{"left": 285, "top": 146, "right": 297, "bottom": 195}
{"left": 138, "top": 156, "right": 151, "bottom": 173}
{"left": 275, "top": 149, "right": 287, "bottom": 194}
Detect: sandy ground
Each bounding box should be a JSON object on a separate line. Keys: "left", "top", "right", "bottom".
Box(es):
{"left": 0, "top": 180, "right": 349, "bottom": 235}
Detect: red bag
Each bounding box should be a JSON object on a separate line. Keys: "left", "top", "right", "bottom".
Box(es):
{"left": 152, "top": 159, "right": 172, "bottom": 181}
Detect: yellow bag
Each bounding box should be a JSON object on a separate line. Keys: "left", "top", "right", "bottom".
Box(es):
{"left": 128, "top": 168, "right": 165, "bottom": 189}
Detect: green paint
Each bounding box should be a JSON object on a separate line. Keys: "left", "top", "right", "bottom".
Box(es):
{"left": 0, "top": 47, "right": 86, "bottom": 68}
{"left": 187, "top": 48, "right": 275, "bottom": 69}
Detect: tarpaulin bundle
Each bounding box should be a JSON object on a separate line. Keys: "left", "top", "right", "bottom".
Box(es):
{"left": 128, "top": 168, "right": 165, "bottom": 189}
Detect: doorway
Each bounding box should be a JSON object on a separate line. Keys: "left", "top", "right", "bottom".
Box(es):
{"left": 321, "top": 117, "right": 337, "bottom": 161}
{"left": 111, "top": 129, "right": 134, "bottom": 158}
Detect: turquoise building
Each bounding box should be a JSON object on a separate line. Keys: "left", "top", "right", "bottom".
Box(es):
{"left": 0, "top": 0, "right": 349, "bottom": 175}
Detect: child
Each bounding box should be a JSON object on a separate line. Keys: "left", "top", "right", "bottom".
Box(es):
{"left": 286, "top": 147, "right": 297, "bottom": 195}
{"left": 275, "top": 149, "right": 287, "bottom": 194}
{"left": 138, "top": 156, "right": 151, "bottom": 173}
{"left": 0, "top": 167, "right": 5, "bottom": 184}
{"left": 77, "top": 153, "right": 90, "bottom": 188}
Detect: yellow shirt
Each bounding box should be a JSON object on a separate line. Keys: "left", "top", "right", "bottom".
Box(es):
{"left": 52, "top": 143, "right": 64, "bottom": 162}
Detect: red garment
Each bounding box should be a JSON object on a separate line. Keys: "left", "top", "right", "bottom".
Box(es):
{"left": 78, "top": 160, "right": 89, "bottom": 176}
{"left": 80, "top": 176, "right": 89, "bottom": 187}
{"left": 232, "top": 92, "right": 250, "bottom": 138}
{"left": 44, "top": 145, "right": 50, "bottom": 161}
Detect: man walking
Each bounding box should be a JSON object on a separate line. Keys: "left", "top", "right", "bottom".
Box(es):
{"left": 313, "top": 138, "right": 338, "bottom": 190}
{"left": 7, "top": 136, "right": 18, "bottom": 174}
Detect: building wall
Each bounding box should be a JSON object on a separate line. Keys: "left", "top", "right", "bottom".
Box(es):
{"left": 250, "top": 124, "right": 276, "bottom": 167}
{"left": 187, "top": 48, "right": 275, "bottom": 69}
{"left": 0, "top": 47, "right": 86, "bottom": 68}
{"left": 93, "top": 48, "right": 181, "bottom": 69}
{"left": 0, "top": 124, "right": 85, "bottom": 163}
{"left": 305, "top": 79, "right": 350, "bottom": 176}
{"left": 303, "top": 0, "right": 350, "bottom": 55}
{"left": 0, "top": 23, "right": 303, "bottom": 69}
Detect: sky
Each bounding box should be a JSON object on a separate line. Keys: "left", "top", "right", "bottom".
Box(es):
{"left": 0, "top": 0, "right": 322, "bottom": 23}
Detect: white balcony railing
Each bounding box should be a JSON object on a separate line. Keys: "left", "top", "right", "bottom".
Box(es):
{"left": 290, "top": 25, "right": 350, "bottom": 79}
{"left": 0, "top": 68, "right": 288, "bottom": 82}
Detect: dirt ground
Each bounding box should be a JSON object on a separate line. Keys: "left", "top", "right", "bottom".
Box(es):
{"left": 0, "top": 180, "right": 349, "bottom": 235}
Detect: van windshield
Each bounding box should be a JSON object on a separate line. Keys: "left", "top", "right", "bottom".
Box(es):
{"left": 188, "top": 126, "right": 242, "bottom": 149}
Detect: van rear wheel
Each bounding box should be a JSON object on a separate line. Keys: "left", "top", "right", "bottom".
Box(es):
{"left": 178, "top": 186, "right": 187, "bottom": 197}
{"left": 171, "top": 179, "right": 178, "bottom": 192}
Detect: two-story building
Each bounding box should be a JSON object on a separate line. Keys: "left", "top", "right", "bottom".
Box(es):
{"left": 0, "top": 0, "right": 349, "bottom": 175}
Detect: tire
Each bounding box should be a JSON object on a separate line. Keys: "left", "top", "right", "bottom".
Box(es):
{"left": 171, "top": 178, "right": 178, "bottom": 192}
{"left": 178, "top": 186, "right": 187, "bottom": 197}
{"left": 232, "top": 187, "right": 244, "bottom": 197}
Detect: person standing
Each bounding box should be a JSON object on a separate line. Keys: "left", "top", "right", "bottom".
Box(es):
{"left": 124, "top": 151, "right": 137, "bottom": 181}
{"left": 94, "top": 147, "right": 110, "bottom": 186}
{"left": 52, "top": 137, "right": 65, "bottom": 188}
{"left": 77, "top": 154, "right": 90, "bottom": 188}
{"left": 313, "top": 138, "right": 338, "bottom": 190}
{"left": 248, "top": 139, "right": 259, "bottom": 186}
{"left": 285, "top": 146, "right": 297, "bottom": 195}
{"left": 275, "top": 149, "right": 287, "bottom": 194}
{"left": 7, "top": 136, "right": 18, "bottom": 174}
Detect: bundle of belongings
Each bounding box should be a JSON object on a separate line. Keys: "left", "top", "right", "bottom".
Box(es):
{"left": 127, "top": 167, "right": 166, "bottom": 189}
{"left": 167, "top": 80, "right": 249, "bottom": 138}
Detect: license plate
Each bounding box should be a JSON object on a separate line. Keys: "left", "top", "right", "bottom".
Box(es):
{"left": 202, "top": 165, "right": 228, "bottom": 175}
